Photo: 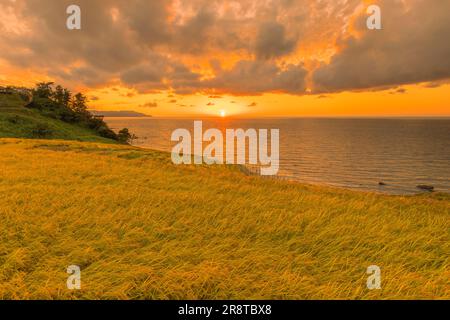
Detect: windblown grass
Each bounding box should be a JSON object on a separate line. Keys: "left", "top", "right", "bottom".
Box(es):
{"left": 0, "top": 138, "right": 448, "bottom": 300}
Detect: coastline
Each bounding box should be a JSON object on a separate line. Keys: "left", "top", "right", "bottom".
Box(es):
{"left": 105, "top": 117, "right": 450, "bottom": 196}
{"left": 131, "top": 142, "right": 447, "bottom": 197}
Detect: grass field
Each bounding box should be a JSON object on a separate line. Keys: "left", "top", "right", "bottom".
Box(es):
{"left": 0, "top": 138, "right": 448, "bottom": 299}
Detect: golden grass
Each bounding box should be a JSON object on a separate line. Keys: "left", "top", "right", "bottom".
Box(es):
{"left": 0, "top": 138, "right": 448, "bottom": 300}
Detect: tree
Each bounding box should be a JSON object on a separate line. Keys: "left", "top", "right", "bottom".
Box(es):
{"left": 71, "top": 92, "right": 91, "bottom": 120}
{"left": 34, "top": 82, "right": 54, "bottom": 98}
{"left": 53, "top": 85, "right": 71, "bottom": 107}
{"left": 53, "top": 85, "right": 65, "bottom": 105}
{"left": 62, "top": 88, "right": 71, "bottom": 107}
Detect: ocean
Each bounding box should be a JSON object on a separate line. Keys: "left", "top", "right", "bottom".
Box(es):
{"left": 105, "top": 117, "right": 450, "bottom": 195}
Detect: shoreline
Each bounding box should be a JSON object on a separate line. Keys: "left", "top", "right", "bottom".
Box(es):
{"left": 103, "top": 116, "right": 450, "bottom": 197}
{"left": 4, "top": 136, "right": 445, "bottom": 198}
{"left": 130, "top": 142, "right": 448, "bottom": 197}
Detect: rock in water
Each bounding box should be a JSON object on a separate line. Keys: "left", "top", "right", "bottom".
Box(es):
{"left": 417, "top": 185, "right": 434, "bottom": 192}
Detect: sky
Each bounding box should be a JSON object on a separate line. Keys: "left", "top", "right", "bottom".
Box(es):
{"left": 0, "top": 0, "right": 449, "bottom": 117}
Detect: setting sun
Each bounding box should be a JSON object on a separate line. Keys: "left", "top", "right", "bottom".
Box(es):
{"left": 220, "top": 110, "right": 226, "bottom": 117}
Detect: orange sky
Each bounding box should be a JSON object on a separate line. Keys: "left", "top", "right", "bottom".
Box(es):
{"left": 0, "top": 0, "right": 449, "bottom": 118}
{"left": 82, "top": 82, "right": 450, "bottom": 118}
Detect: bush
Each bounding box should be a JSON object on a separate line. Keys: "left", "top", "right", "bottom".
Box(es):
{"left": 117, "top": 128, "right": 137, "bottom": 144}
{"left": 31, "top": 124, "right": 53, "bottom": 138}
{"left": 87, "top": 116, "right": 105, "bottom": 130}
{"left": 60, "top": 110, "right": 78, "bottom": 123}
{"left": 8, "top": 115, "right": 21, "bottom": 124}
{"left": 97, "top": 126, "right": 118, "bottom": 140}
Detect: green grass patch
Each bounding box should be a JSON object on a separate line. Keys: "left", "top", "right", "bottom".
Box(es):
{"left": 0, "top": 93, "right": 117, "bottom": 143}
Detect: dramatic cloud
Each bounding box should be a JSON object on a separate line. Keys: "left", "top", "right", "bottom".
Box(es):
{"left": 254, "top": 21, "right": 296, "bottom": 59}
{"left": 203, "top": 60, "right": 308, "bottom": 95}
{"left": 0, "top": 0, "right": 449, "bottom": 96}
{"left": 312, "top": 0, "right": 450, "bottom": 92}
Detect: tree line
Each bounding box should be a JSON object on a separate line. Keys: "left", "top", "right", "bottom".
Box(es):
{"left": 27, "top": 82, "right": 135, "bottom": 143}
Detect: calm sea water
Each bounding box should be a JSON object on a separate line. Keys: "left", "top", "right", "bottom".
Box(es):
{"left": 105, "top": 117, "right": 450, "bottom": 195}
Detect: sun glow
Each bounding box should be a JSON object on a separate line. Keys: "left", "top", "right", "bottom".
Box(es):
{"left": 220, "top": 110, "right": 226, "bottom": 117}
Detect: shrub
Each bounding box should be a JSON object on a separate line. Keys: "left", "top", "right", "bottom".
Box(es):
{"left": 117, "top": 128, "right": 137, "bottom": 144}
{"left": 87, "top": 116, "right": 105, "bottom": 130}
{"left": 8, "top": 115, "right": 21, "bottom": 124}
{"left": 31, "top": 124, "right": 53, "bottom": 138}
{"left": 97, "top": 126, "right": 118, "bottom": 140}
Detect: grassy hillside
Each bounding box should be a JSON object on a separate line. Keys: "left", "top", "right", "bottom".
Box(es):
{"left": 0, "top": 138, "right": 448, "bottom": 299}
{"left": 0, "top": 92, "right": 116, "bottom": 143}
